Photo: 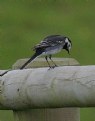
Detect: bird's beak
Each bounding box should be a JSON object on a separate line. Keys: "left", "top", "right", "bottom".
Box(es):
{"left": 66, "top": 49, "right": 70, "bottom": 55}
{"left": 68, "top": 50, "right": 70, "bottom": 55}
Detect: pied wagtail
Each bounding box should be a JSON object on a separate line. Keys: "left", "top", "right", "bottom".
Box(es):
{"left": 0, "top": 35, "right": 72, "bottom": 76}
{"left": 20, "top": 35, "right": 72, "bottom": 69}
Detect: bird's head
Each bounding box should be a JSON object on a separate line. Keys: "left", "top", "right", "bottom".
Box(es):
{"left": 63, "top": 37, "right": 72, "bottom": 54}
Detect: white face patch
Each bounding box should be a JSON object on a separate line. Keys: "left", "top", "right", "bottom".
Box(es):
{"left": 65, "top": 38, "right": 72, "bottom": 51}
{"left": 65, "top": 38, "right": 69, "bottom": 43}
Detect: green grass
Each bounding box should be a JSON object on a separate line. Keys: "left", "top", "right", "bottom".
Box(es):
{"left": 0, "top": 110, "right": 14, "bottom": 121}
{"left": 0, "top": 0, "right": 95, "bottom": 121}
{"left": 80, "top": 108, "right": 95, "bottom": 121}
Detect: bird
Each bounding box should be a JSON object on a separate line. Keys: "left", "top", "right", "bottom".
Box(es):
{"left": 0, "top": 35, "right": 72, "bottom": 76}
{"left": 20, "top": 35, "right": 72, "bottom": 69}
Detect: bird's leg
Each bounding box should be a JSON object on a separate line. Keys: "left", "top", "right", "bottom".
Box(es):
{"left": 49, "top": 55, "right": 58, "bottom": 67}
{"left": 45, "top": 56, "right": 51, "bottom": 68}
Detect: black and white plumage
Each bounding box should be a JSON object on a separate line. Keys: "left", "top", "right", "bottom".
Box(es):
{"left": 20, "top": 35, "right": 72, "bottom": 69}
{"left": 0, "top": 35, "right": 72, "bottom": 76}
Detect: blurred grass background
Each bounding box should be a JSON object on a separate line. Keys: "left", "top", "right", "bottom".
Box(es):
{"left": 0, "top": 0, "right": 95, "bottom": 121}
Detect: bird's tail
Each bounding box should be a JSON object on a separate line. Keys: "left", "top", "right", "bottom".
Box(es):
{"left": 20, "top": 52, "right": 39, "bottom": 69}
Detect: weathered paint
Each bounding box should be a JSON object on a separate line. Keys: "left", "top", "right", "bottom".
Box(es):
{"left": 0, "top": 65, "right": 95, "bottom": 110}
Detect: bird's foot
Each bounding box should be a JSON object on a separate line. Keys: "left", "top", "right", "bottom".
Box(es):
{"left": 48, "top": 65, "right": 58, "bottom": 70}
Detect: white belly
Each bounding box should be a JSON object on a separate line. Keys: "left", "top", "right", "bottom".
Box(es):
{"left": 42, "top": 46, "right": 62, "bottom": 55}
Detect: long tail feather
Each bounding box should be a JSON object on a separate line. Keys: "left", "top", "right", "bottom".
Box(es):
{"left": 20, "top": 53, "right": 39, "bottom": 69}
{"left": 0, "top": 70, "right": 10, "bottom": 76}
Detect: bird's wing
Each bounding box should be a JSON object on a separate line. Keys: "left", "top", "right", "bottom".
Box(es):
{"left": 33, "top": 35, "right": 66, "bottom": 51}
{"left": 33, "top": 41, "right": 50, "bottom": 51}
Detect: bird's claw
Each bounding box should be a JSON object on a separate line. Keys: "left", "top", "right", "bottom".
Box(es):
{"left": 48, "top": 65, "right": 58, "bottom": 70}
